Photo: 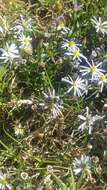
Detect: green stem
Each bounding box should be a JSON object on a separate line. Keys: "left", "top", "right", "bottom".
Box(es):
{"left": 44, "top": 67, "right": 53, "bottom": 88}
{"left": 0, "top": 140, "right": 10, "bottom": 151}
{"left": 3, "top": 125, "right": 20, "bottom": 144}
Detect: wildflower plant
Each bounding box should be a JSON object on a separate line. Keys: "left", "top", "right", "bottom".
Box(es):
{"left": 91, "top": 16, "right": 107, "bottom": 34}
{"left": 39, "top": 88, "right": 63, "bottom": 118}
{"left": 73, "top": 155, "right": 91, "bottom": 176}
{"left": 62, "top": 76, "right": 88, "bottom": 97}
{"left": 0, "top": 43, "right": 20, "bottom": 63}
{"left": 0, "top": 172, "right": 11, "bottom": 190}
{"left": 0, "top": 1, "right": 107, "bottom": 189}
{"left": 78, "top": 107, "right": 103, "bottom": 134}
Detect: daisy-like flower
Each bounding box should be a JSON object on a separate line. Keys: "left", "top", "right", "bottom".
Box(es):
{"left": 62, "top": 38, "right": 81, "bottom": 51}
{"left": 13, "top": 16, "right": 32, "bottom": 34}
{"left": 91, "top": 16, "right": 107, "bottom": 34}
{"left": 0, "top": 172, "right": 11, "bottom": 190}
{"left": 62, "top": 76, "right": 88, "bottom": 97}
{"left": 98, "top": 73, "right": 107, "bottom": 92}
{"left": 78, "top": 107, "right": 103, "bottom": 134}
{"left": 80, "top": 60, "right": 105, "bottom": 80}
{"left": 18, "top": 34, "right": 32, "bottom": 48}
{"left": 0, "top": 43, "right": 20, "bottom": 63}
{"left": 39, "top": 88, "right": 63, "bottom": 119}
{"left": 56, "top": 15, "right": 69, "bottom": 33}
{"left": 65, "top": 48, "right": 87, "bottom": 62}
{"left": 73, "top": 155, "right": 91, "bottom": 176}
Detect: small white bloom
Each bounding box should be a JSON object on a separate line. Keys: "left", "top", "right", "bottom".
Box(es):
{"left": 18, "top": 34, "right": 32, "bottom": 48}
{"left": 62, "top": 76, "right": 88, "bottom": 97}
{"left": 0, "top": 43, "right": 20, "bottom": 63}
{"left": 56, "top": 16, "right": 69, "bottom": 33}
{"left": 65, "top": 48, "right": 87, "bottom": 62}
{"left": 91, "top": 16, "right": 107, "bottom": 34}
{"left": 78, "top": 107, "right": 103, "bottom": 134}
{"left": 73, "top": 155, "right": 91, "bottom": 175}
{"left": 0, "top": 172, "right": 11, "bottom": 190}
{"left": 62, "top": 39, "right": 81, "bottom": 51}
{"left": 13, "top": 16, "right": 32, "bottom": 34}
{"left": 80, "top": 60, "right": 105, "bottom": 80}
{"left": 40, "top": 88, "right": 63, "bottom": 119}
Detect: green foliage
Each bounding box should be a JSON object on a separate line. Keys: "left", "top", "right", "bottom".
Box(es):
{"left": 0, "top": 0, "right": 107, "bottom": 189}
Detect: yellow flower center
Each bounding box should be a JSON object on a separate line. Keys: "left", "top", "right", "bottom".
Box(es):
{"left": 23, "top": 37, "right": 30, "bottom": 44}
{"left": 99, "top": 73, "right": 106, "bottom": 81}
{"left": 22, "top": 21, "right": 27, "bottom": 28}
{"left": 90, "top": 65, "right": 97, "bottom": 73}
{"left": 73, "top": 81, "right": 78, "bottom": 88}
{"left": 74, "top": 49, "right": 80, "bottom": 57}
{"left": 59, "top": 21, "right": 65, "bottom": 29}
{"left": 86, "top": 116, "right": 92, "bottom": 125}
{"left": 0, "top": 178, "right": 7, "bottom": 185}
{"left": 69, "top": 40, "right": 75, "bottom": 47}
{"left": 103, "top": 54, "right": 107, "bottom": 59}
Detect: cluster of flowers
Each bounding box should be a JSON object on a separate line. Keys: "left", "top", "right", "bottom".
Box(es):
{"left": 61, "top": 17, "right": 107, "bottom": 96}
{"left": 57, "top": 16, "right": 107, "bottom": 179}
{"left": 0, "top": 15, "right": 106, "bottom": 185}
{"left": 0, "top": 16, "right": 32, "bottom": 64}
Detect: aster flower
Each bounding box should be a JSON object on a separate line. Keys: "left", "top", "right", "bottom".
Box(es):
{"left": 13, "top": 16, "right": 32, "bottom": 34}
{"left": 39, "top": 88, "right": 63, "bottom": 119}
{"left": 65, "top": 48, "right": 87, "bottom": 62}
{"left": 62, "top": 38, "right": 81, "bottom": 52}
{"left": 62, "top": 76, "right": 88, "bottom": 97}
{"left": 78, "top": 107, "right": 103, "bottom": 134}
{"left": 73, "top": 155, "right": 91, "bottom": 175}
{"left": 0, "top": 172, "right": 11, "bottom": 190}
{"left": 80, "top": 60, "right": 105, "bottom": 80}
{"left": 18, "top": 34, "right": 32, "bottom": 48}
{"left": 56, "top": 15, "right": 69, "bottom": 33}
{"left": 91, "top": 16, "right": 107, "bottom": 34}
{"left": 0, "top": 43, "right": 20, "bottom": 63}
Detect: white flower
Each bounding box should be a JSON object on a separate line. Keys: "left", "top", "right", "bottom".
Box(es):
{"left": 65, "top": 48, "right": 87, "bottom": 62}
{"left": 73, "top": 155, "right": 91, "bottom": 175}
{"left": 80, "top": 60, "right": 105, "bottom": 80}
{"left": 62, "top": 76, "right": 88, "bottom": 97}
{"left": 91, "top": 16, "right": 107, "bottom": 34}
{"left": 0, "top": 172, "right": 11, "bottom": 190}
{"left": 78, "top": 107, "right": 103, "bottom": 134}
{"left": 13, "top": 16, "right": 32, "bottom": 34}
{"left": 62, "top": 39, "right": 81, "bottom": 51}
{"left": 56, "top": 16, "right": 69, "bottom": 33}
{"left": 40, "top": 88, "right": 63, "bottom": 119}
{"left": 0, "top": 43, "right": 20, "bottom": 63}
{"left": 18, "top": 34, "right": 32, "bottom": 48}
{"left": 98, "top": 73, "right": 107, "bottom": 92}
